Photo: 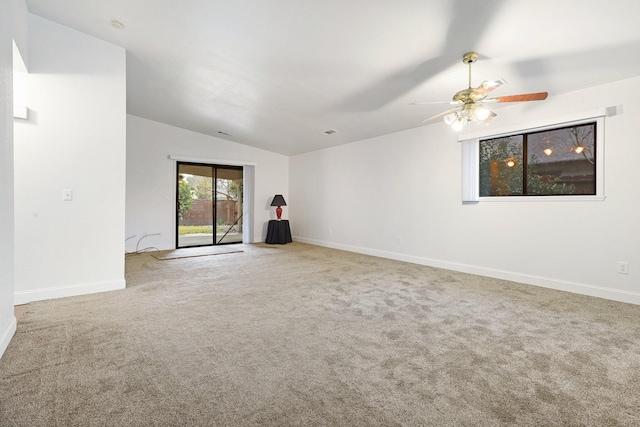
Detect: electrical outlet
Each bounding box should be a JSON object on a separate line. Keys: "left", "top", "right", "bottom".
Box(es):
{"left": 618, "top": 261, "right": 629, "bottom": 275}
{"left": 328, "top": 228, "right": 333, "bottom": 236}
{"left": 397, "top": 236, "right": 403, "bottom": 245}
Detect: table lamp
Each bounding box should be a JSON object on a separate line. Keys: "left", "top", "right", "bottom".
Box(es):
{"left": 270, "top": 194, "right": 287, "bottom": 221}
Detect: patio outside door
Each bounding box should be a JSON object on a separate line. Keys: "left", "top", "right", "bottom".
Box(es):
{"left": 176, "top": 162, "right": 243, "bottom": 248}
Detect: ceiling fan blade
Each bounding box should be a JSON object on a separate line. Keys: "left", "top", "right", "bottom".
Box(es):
{"left": 422, "top": 107, "right": 461, "bottom": 123}
{"left": 484, "top": 92, "right": 548, "bottom": 103}
{"left": 410, "top": 101, "right": 460, "bottom": 106}
{"left": 471, "top": 79, "right": 506, "bottom": 99}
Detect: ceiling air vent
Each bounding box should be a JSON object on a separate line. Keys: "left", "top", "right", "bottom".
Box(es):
{"left": 323, "top": 129, "right": 338, "bottom": 135}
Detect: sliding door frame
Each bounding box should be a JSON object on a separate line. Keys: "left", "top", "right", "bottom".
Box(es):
{"left": 169, "top": 155, "right": 255, "bottom": 247}
{"left": 175, "top": 161, "right": 244, "bottom": 248}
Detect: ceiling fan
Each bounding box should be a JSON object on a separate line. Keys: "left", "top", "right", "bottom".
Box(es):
{"left": 412, "top": 52, "right": 548, "bottom": 131}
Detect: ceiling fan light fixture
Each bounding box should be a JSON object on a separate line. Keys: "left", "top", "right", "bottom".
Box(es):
{"left": 451, "top": 116, "right": 465, "bottom": 132}
{"left": 475, "top": 106, "right": 491, "bottom": 121}
{"left": 445, "top": 105, "right": 492, "bottom": 131}
{"left": 443, "top": 113, "right": 457, "bottom": 126}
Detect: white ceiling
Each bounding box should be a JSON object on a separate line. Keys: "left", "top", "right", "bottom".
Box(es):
{"left": 25, "top": 0, "right": 640, "bottom": 155}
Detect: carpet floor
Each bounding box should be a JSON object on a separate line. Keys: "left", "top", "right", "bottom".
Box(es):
{"left": 1, "top": 242, "right": 639, "bottom": 426}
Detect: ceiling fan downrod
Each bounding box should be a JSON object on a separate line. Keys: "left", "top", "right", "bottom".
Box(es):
{"left": 462, "top": 51, "right": 478, "bottom": 89}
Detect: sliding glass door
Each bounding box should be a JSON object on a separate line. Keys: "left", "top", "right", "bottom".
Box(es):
{"left": 176, "top": 162, "right": 243, "bottom": 248}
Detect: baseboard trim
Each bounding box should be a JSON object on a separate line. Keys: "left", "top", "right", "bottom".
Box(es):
{"left": 14, "top": 279, "right": 126, "bottom": 305}
{"left": 0, "top": 317, "right": 17, "bottom": 360}
{"left": 294, "top": 237, "right": 640, "bottom": 306}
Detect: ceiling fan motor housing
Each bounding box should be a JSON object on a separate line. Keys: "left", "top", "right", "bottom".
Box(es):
{"left": 453, "top": 88, "right": 477, "bottom": 103}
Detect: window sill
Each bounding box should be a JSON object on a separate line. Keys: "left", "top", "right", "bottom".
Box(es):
{"left": 478, "top": 195, "right": 606, "bottom": 202}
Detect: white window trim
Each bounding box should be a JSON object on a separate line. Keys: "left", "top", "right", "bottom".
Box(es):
{"left": 461, "top": 108, "right": 611, "bottom": 202}
{"left": 461, "top": 138, "right": 479, "bottom": 202}
{"left": 168, "top": 154, "right": 257, "bottom": 167}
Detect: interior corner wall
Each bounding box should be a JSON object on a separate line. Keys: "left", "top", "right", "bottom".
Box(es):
{"left": 13, "top": 14, "right": 127, "bottom": 304}
{"left": 125, "top": 115, "right": 289, "bottom": 252}
{"left": 10, "top": 0, "right": 28, "bottom": 70}
{"left": 290, "top": 76, "right": 640, "bottom": 305}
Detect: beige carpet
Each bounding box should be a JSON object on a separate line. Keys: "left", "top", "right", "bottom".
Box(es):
{"left": 2, "top": 242, "right": 640, "bottom": 426}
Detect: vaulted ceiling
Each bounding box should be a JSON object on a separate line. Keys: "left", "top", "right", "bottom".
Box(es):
{"left": 25, "top": 0, "right": 640, "bottom": 155}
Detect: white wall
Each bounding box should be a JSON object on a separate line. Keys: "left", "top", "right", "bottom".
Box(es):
{"left": 13, "top": 14, "right": 127, "bottom": 304}
{"left": 0, "top": 0, "right": 25, "bottom": 359}
{"left": 126, "top": 115, "right": 289, "bottom": 252}
{"left": 291, "top": 76, "right": 640, "bottom": 305}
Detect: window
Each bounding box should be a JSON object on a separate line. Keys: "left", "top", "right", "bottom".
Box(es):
{"left": 479, "top": 122, "right": 596, "bottom": 197}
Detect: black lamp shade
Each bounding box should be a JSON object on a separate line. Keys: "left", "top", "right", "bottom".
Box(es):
{"left": 270, "top": 194, "right": 287, "bottom": 207}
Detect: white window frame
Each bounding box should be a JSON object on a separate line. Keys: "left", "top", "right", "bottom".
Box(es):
{"left": 461, "top": 108, "right": 609, "bottom": 202}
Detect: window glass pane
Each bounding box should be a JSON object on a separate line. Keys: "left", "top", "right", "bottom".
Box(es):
{"left": 215, "top": 167, "right": 243, "bottom": 244}
{"left": 479, "top": 135, "right": 524, "bottom": 196}
{"left": 526, "top": 124, "right": 595, "bottom": 195}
